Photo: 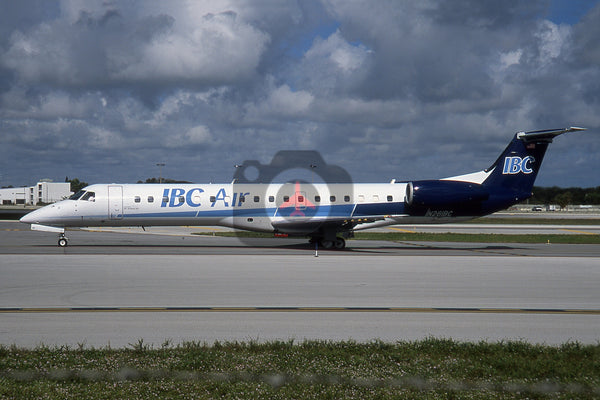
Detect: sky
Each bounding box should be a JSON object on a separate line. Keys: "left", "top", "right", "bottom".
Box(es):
{"left": 1, "top": 0, "right": 599, "bottom": 188}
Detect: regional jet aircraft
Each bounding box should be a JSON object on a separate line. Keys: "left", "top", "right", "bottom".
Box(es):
{"left": 20, "top": 127, "right": 586, "bottom": 249}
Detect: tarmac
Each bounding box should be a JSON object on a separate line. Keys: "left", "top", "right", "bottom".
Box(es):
{"left": 0, "top": 220, "right": 598, "bottom": 347}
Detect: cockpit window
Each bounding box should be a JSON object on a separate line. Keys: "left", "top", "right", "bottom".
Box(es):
{"left": 69, "top": 190, "right": 95, "bottom": 201}
{"left": 81, "top": 191, "right": 95, "bottom": 201}
{"left": 69, "top": 190, "right": 86, "bottom": 200}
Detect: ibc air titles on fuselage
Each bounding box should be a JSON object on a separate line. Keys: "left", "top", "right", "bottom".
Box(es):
{"left": 159, "top": 187, "right": 274, "bottom": 208}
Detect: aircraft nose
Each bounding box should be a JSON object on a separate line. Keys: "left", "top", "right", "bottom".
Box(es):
{"left": 20, "top": 205, "right": 58, "bottom": 225}
{"left": 20, "top": 208, "right": 41, "bottom": 224}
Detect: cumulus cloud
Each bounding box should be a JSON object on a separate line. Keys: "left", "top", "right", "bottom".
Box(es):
{"left": 243, "top": 80, "right": 314, "bottom": 123}
{"left": 113, "top": 12, "right": 269, "bottom": 84}
{"left": 298, "top": 30, "right": 372, "bottom": 94}
{"left": 165, "top": 125, "right": 212, "bottom": 148}
{"left": 2, "top": 8, "right": 269, "bottom": 89}
{"left": 0, "top": 0, "right": 598, "bottom": 187}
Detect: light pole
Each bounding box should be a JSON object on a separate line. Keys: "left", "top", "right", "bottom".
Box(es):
{"left": 156, "top": 163, "right": 165, "bottom": 183}
{"left": 310, "top": 164, "right": 317, "bottom": 184}
{"left": 232, "top": 164, "right": 242, "bottom": 183}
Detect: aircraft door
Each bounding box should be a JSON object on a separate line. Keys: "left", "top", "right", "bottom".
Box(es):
{"left": 108, "top": 185, "right": 123, "bottom": 220}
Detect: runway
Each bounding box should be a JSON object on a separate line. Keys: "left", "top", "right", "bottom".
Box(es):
{"left": 0, "top": 220, "right": 599, "bottom": 347}
{"left": 1, "top": 220, "right": 599, "bottom": 257}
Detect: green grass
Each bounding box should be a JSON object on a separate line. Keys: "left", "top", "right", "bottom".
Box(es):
{"left": 468, "top": 217, "right": 600, "bottom": 225}
{"left": 353, "top": 232, "right": 600, "bottom": 244}
{"left": 1, "top": 339, "right": 598, "bottom": 399}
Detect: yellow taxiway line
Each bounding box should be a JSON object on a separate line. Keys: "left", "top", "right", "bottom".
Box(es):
{"left": 1, "top": 307, "right": 599, "bottom": 315}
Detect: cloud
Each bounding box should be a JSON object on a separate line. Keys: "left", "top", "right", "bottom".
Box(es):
{"left": 165, "top": 125, "right": 212, "bottom": 148}
{"left": 114, "top": 12, "right": 269, "bottom": 84}
{"left": 0, "top": 0, "right": 599, "bottom": 187}
{"left": 243, "top": 80, "right": 314, "bottom": 123}
{"left": 290, "top": 30, "right": 372, "bottom": 96}
{"left": 2, "top": 5, "right": 269, "bottom": 90}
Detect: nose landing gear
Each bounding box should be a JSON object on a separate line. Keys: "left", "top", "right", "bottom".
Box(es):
{"left": 58, "top": 233, "right": 68, "bottom": 247}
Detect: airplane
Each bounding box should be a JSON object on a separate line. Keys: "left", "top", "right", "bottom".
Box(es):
{"left": 20, "top": 127, "right": 586, "bottom": 249}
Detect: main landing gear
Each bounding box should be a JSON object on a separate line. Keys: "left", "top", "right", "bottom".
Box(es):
{"left": 58, "top": 233, "right": 68, "bottom": 247}
{"left": 310, "top": 237, "right": 346, "bottom": 250}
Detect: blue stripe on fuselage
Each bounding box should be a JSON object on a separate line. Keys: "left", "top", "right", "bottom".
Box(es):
{"left": 123, "top": 202, "right": 405, "bottom": 220}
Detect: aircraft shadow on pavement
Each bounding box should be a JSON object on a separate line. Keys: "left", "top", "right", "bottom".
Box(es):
{"left": 28, "top": 236, "right": 526, "bottom": 255}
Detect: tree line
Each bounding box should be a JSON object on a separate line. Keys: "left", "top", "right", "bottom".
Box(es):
{"left": 65, "top": 177, "right": 190, "bottom": 192}
{"left": 64, "top": 178, "right": 600, "bottom": 207}
{"left": 530, "top": 186, "right": 600, "bottom": 207}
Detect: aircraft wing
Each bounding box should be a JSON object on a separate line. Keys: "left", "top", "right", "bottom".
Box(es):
{"left": 271, "top": 214, "right": 404, "bottom": 236}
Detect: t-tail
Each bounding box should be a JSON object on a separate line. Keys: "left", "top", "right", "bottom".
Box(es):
{"left": 480, "top": 127, "right": 587, "bottom": 213}
{"left": 404, "top": 127, "right": 586, "bottom": 218}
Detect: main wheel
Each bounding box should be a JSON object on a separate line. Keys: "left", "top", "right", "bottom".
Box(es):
{"left": 320, "top": 240, "right": 333, "bottom": 249}
{"left": 334, "top": 237, "right": 346, "bottom": 249}
{"left": 58, "top": 237, "right": 68, "bottom": 247}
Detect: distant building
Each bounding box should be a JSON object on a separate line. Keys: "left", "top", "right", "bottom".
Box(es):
{"left": 0, "top": 181, "right": 72, "bottom": 205}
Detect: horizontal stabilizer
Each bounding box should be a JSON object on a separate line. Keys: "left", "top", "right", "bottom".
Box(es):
{"left": 516, "top": 127, "right": 586, "bottom": 142}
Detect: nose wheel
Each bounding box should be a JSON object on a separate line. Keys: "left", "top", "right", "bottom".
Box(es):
{"left": 58, "top": 234, "right": 68, "bottom": 247}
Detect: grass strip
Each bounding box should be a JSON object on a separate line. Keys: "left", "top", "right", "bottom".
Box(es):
{"left": 468, "top": 217, "right": 600, "bottom": 225}
{"left": 353, "top": 232, "right": 600, "bottom": 244}
{"left": 1, "top": 339, "right": 598, "bottom": 399}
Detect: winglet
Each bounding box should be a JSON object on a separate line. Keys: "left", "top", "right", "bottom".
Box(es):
{"left": 516, "top": 126, "right": 587, "bottom": 142}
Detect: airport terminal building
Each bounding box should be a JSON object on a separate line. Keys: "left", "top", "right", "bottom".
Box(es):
{"left": 0, "top": 181, "right": 72, "bottom": 205}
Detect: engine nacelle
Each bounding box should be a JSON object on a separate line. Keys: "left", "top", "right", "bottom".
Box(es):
{"left": 404, "top": 180, "right": 489, "bottom": 216}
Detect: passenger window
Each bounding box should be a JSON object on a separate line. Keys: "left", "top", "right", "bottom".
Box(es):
{"left": 268, "top": 196, "right": 275, "bottom": 202}
{"left": 315, "top": 195, "right": 321, "bottom": 202}
{"left": 134, "top": 196, "right": 141, "bottom": 203}
{"left": 162, "top": 196, "right": 169, "bottom": 203}
{"left": 330, "top": 195, "right": 336, "bottom": 202}
{"left": 210, "top": 196, "right": 216, "bottom": 202}
{"left": 387, "top": 195, "right": 393, "bottom": 202}
{"left": 254, "top": 196, "right": 260, "bottom": 202}
{"left": 283, "top": 196, "right": 289, "bottom": 202}
{"left": 148, "top": 196, "right": 154, "bottom": 203}
{"left": 178, "top": 196, "right": 184, "bottom": 204}
{"left": 298, "top": 195, "right": 304, "bottom": 202}
{"left": 240, "top": 195, "right": 245, "bottom": 203}
{"left": 373, "top": 195, "right": 379, "bottom": 201}
{"left": 344, "top": 195, "right": 350, "bottom": 202}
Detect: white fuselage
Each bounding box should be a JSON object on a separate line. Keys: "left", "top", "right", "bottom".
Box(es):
{"left": 23, "top": 181, "right": 464, "bottom": 233}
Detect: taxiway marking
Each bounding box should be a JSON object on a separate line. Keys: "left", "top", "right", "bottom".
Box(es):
{"left": 1, "top": 307, "right": 599, "bottom": 315}
{"left": 560, "top": 229, "right": 599, "bottom": 235}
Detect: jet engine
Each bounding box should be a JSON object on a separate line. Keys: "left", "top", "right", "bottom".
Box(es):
{"left": 404, "top": 180, "right": 489, "bottom": 216}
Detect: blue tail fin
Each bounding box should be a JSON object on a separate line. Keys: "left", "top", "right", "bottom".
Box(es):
{"left": 482, "top": 127, "right": 585, "bottom": 211}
